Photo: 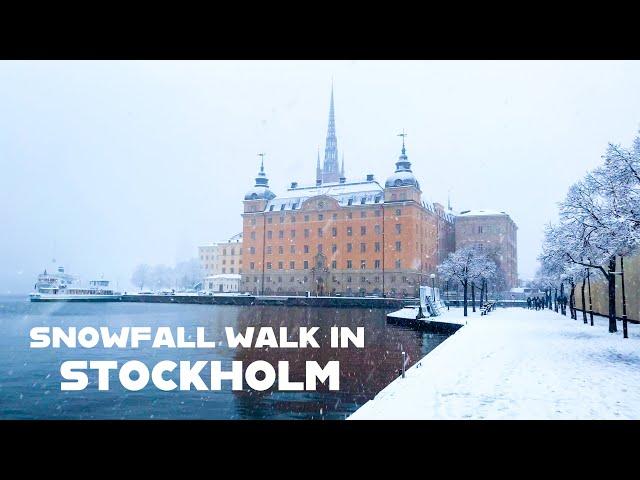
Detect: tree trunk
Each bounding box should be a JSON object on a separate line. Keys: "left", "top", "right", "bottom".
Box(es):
{"left": 471, "top": 282, "right": 476, "bottom": 312}
{"left": 569, "top": 282, "right": 576, "bottom": 319}
{"left": 463, "top": 280, "right": 468, "bottom": 317}
{"left": 581, "top": 277, "right": 587, "bottom": 324}
{"left": 608, "top": 256, "right": 617, "bottom": 333}
{"left": 554, "top": 287, "right": 558, "bottom": 312}
{"left": 587, "top": 269, "right": 594, "bottom": 326}
{"left": 560, "top": 283, "right": 566, "bottom": 316}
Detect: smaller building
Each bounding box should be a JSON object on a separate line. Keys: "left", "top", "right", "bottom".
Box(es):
{"left": 198, "top": 232, "right": 243, "bottom": 280}
{"left": 454, "top": 209, "right": 518, "bottom": 289}
{"left": 203, "top": 274, "right": 241, "bottom": 293}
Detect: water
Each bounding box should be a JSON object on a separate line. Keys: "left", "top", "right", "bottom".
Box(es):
{"left": 0, "top": 295, "right": 449, "bottom": 419}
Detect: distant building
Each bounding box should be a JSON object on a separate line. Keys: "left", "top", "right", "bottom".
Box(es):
{"left": 198, "top": 232, "right": 243, "bottom": 281}
{"left": 204, "top": 273, "right": 241, "bottom": 293}
{"left": 454, "top": 209, "right": 518, "bottom": 289}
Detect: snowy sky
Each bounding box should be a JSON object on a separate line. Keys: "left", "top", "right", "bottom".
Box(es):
{"left": 2, "top": 60, "right": 640, "bottom": 292}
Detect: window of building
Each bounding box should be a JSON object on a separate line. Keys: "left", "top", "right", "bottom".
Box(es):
{"left": 347, "top": 276, "right": 352, "bottom": 283}
{"left": 251, "top": 218, "right": 256, "bottom": 225}
{"left": 375, "top": 242, "right": 381, "bottom": 252}
{"left": 230, "top": 268, "right": 234, "bottom": 273}
{"left": 361, "top": 226, "right": 366, "bottom": 235}
{"left": 375, "top": 225, "right": 381, "bottom": 234}
{"left": 250, "top": 232, "right": 256, "bottom": 240}
{"left": 267, "top": 231, "right": 272, "bottom": 240}
{"left": 304, "top": 229, "right": 309, "bottom": 238}
{"left": 361, "top": 210, "right": 366, "bottom": 217}
{"left": 278, "top": 262, "right": 283, "bottom": 270}
{"left": 318, "top": 214, "right": 324, "bottom": 221}
{"left": 360, "top": 260, "right": 366, "bottom": 269}
{"left": 347, "top": 198, "right": 353, "bottom": 206}
{"left": 391, "top": 194, "right": 397, "bottom": 201}
{"left": 395, "top": 260, "right": 401, "bottom": 269}
{"left": 374, "top": 197, "right": 382, "bottom": 205}
{"left": 395, "top": 209, "right": 401, "bottom": 216}
{"left": 317, "top": 244, "right": 323, "bottom": 253}
{"left": 347, "top": 260, "right": 353, "bottom": 269}
{"left": 331, "top": 260, "right": 337, "bottom": 269}
{"left": 291, "top": 216, "right": 296, "bottom": 222}
{"left": 222, "top": 259, "right": 226, "bottom": 265}
{"left": 291, "top": 230, "right": 296, "bottom": 238}
{"left": 478, "top": 226, "right": 484, "bottom": 234}
{"left": 278, "top": 246, "right": 284, "bottom": 255}
{"left": 267, "top": 217, "right": 273, "bottom": 223}
{"left": 395, "top": 241, "right": 402, "bottom": 251}
{"left": 223, "top": 249, "right": 227, "bottom": 255}
{"left": 278, "top": 276, "right": 282, "bottom": 283}
{"left": 266, "top": 247, "right": 272, "bottom": 255}
{"left": 374, "top": 260, "right": 381, "bottom": 269}
{"left": 347, "top": 227, "right": 352, "bottom": 236}
{"left": 318, "top": 228, "right": 323, "bottom": 237}
{"left": 290, "top": 245, "right": 296, "bottom": 254}
{"left": 395, "top": 224, "right": 401, "bottom": 234}
{"left": 304, "top": 215, "right": 310, "bottom": 222}
{"left": 266, "top": 262, "right": 272, "bottom": 270}
{"left": 290, "top": 276, "right": 295, "bottom": 282}
{"left": 279, "top": 230, "right": 284, "bottom": 239}
{"left": 332, "top": 213, "right": 338, "bottom": 220}
{"left": 332, "top": 227, "right": 337, "bottom": 237}
{"left": 249, "top": 247, "right": 256, "bottom": 254}
{"left": 303, "top": 261, "right": 309, "bottom": 269}
{"left": 304, "top": 245, "right": 309, "bottom": 253}
{"left": 250, "top": 262, "right": 255, "bottom": 270}
{"left": 347, "top": 243, "right": 352, "bottom": 253}
{"left": 222, "top": 268, "right": 226, "bottom": 273}
{"left": 331, "top": 244, "right": 337, "bottom": 253}
{"left": 360, "top": 243, "right": 366, "bottom": 253}
{"left": 290, "top": 261, "right": 295, "bottom": 270}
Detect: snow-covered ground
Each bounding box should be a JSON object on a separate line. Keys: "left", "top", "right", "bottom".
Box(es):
{"left": 350, "top": 307, "right": 640, "bottom": 419}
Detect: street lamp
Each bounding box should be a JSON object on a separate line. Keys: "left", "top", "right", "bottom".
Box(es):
{"left": 430, "top": 273, "right": 436, "bottom": 300}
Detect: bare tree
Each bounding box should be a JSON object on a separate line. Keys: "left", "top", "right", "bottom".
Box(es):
{"left": 131, "top": 264, "right": 150, "bottom": 291}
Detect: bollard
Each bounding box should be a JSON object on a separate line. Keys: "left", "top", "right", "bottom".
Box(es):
{"left": 402, "top": 351, "right": 406, "bottom": 378}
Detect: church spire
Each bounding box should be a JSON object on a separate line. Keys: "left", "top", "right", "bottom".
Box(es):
{"left": 321, "top": 84, "right": 340, "bottom": 183}
{"left": 316, "top": 146, "right": 322, "bottom": 183}
{"left": 341, "top": 153, "right": 345, "bottom": 178}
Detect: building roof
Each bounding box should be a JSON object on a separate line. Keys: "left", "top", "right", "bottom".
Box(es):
{"left": 457, "top": 209, "right": 509, "bottom": 217}
{"left": 204, "top": 274, "right": 241, "bottom": 280}
{"left": 264, "top": 178, "right": 385, "bottom": 212}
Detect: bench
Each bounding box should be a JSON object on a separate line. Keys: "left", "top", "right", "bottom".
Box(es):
{"left": 480, "top": 301, "right": 496, "bottom": 316}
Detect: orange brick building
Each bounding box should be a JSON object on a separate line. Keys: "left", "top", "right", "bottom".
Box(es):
{"left": 241, "top": 142, "right": 455, "bottom": 297}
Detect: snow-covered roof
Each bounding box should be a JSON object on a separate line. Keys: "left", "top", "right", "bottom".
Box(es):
{"left": 457, "top": 209, "right": 508, "bottom": 217}
{"left": 264, "top": 179, "right": 384, "bottom": 211}
{"left": 204, "top": 274, "right": 241, "bottom": 280}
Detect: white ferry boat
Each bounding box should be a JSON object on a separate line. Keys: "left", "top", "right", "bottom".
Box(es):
{"left": 29, "top": 266, "right": 122, "bottom": 302}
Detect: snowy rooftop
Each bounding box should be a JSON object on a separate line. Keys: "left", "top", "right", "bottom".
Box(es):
{"left": 457, "top": 209, "right": 509, "bottom": 217}
{"left": 265, "top": 179, "right": 385, "bottom": 212}
{"left": 350, "top": 307, "right": 640, "bottom": 420}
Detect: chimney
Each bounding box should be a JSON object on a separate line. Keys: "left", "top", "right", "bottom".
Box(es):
{"left": 339, "top": 177, "right": 346, "bottom": 184}
{"left": 366, "top": 174, "right": 374, "bottom": 181}
{"left": 316, "top": 179, "right": 322, "bottom": 186}
{"left": 290, "top": 181, "right": 298, "bottom": 189}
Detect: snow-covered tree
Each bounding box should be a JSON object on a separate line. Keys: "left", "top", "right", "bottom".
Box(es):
{"left": 131, "top": 264, "right": 150, "bottom": 291}
{"left": 539, "top": 132, "right": 640, "bottom": 333}
{"left": 438, "top": 245, "right": 497, "bottom": 317}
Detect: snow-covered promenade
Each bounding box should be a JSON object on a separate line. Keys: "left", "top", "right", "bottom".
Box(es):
{"left": 350, "top": 307, "right": 640, "bottom": 419}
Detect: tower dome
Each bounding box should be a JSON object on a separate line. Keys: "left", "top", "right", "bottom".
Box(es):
{"left": 385, "top": 134, "right": 420, "bottom": 190}
{"left": 244, "top": 155, "right": 276, "bottom": 201}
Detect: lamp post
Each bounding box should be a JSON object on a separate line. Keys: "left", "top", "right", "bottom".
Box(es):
{"left": 430, "top": 273, "right": 436, "bottom": 301}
